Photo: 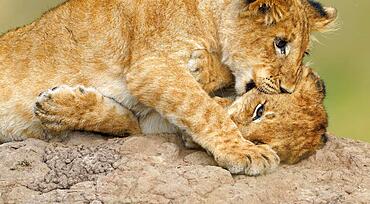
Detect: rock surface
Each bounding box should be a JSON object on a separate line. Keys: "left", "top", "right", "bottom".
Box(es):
{"left": 0, "top": 132, "right": 369, "bottom": 204}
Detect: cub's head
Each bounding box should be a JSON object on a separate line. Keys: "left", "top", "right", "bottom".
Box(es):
{"left": 227, "top": 66, "right": 328, "bottom": 164}
{"left": 220, "top": 0, "right": 336, "bottom": 95}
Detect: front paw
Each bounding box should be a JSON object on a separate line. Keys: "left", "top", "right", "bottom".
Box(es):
{"left": 214, "top": 143, "right": 280, "bottom": 176}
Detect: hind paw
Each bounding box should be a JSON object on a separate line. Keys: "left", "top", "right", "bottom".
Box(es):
{"left": 34, "top": 85, "right": 99, "bottom": 132}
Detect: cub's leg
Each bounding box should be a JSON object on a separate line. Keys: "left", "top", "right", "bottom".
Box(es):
{"left": 181, "top": 97, "right": 234, "bottom": 149}
{"left": 125, "top": 58, "right": 279, "bottom": 175}
{"left": 188, "top": 49, "right": 233, "bottom": 93}
{"left": 34, "top": 85, "right": 140, "bottom": 136}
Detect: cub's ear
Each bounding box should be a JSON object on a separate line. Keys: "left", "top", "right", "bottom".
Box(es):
{"left": 305, "top": 0, "right": 337, "bottom": 32}
{"left": 241, "top": 0, "right": 292, "bottom": 25}
{"left": 311, "top": 74, "right": 326, "bottom": 102}
{"left": 295, "top": 67, "right": 326, "bottom": 102}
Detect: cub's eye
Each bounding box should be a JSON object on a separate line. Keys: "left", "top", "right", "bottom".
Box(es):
{"left": 275, "top": 38, "right": 287, "bottom": 49}
{"left": 274, "top": 38, "right": 289, "bottom": 56}
{"left": 252, "top": 103, "right": 265, "bottom": 121}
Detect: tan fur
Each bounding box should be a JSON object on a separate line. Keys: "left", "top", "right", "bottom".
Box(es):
{"left": 220, "top": 0, "right": 336, "bottom": 94}
{"left": 227, "top": 66, "right": 328, "bottom": 164}
{"left": 34, "top": 85, "right": 140, "bottom": 136}
{"left": 34, "top": 49, "right": 327, "bottom": 165}
{"left": 0, "top": 0, "right": 335, "bottom": 175}
{"left": 188, "top": 50, "right": 329, "bottom": 163}
{"left": 182, "top": 48, "right": 328, "bottom": 164}
{"left": 33, "top": 66, "right": 327, "bottom": 165}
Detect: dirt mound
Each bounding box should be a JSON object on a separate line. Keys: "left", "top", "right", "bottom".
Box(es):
{"left": 0, "top": 133, "right": 369, "bottom": 203}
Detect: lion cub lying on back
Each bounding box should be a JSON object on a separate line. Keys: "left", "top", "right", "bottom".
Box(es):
{"left": 34, "top": 54, "right": 327, "bottom": 166}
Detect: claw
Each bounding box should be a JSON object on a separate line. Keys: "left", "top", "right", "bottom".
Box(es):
{"left": 78, "top": 87, "right": 85, "bottom": 94}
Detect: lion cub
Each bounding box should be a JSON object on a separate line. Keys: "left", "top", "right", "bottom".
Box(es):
{"left": 33, "top": 51, "right": 327, "bottom": 166}
{"left": 33, "top": 66, "right": 327, "bottom": 166}
{"left": 0, "top": 0, "right": 336, "bottom": 175}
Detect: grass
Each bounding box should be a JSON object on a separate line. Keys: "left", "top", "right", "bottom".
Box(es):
{"left": 0, "top": 0, "right": 369, "bottom": 142}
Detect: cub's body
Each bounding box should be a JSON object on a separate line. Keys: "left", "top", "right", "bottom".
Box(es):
{"left": 0, "top": 0, "right": 221, "bottom": 141}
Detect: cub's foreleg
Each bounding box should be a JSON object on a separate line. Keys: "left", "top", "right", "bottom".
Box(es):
{"left": 125, "top": 58, "right": 279, "bottom": 175}
{"left": 34, "top": 85, "right": 140, "bottom": 136}
{"left": 181, "top": 97, "right": 234, "bottom": 149}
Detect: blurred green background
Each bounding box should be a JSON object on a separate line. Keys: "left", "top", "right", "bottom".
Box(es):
{"left": 0, "top": 0, "right": 369, "bottom": 142}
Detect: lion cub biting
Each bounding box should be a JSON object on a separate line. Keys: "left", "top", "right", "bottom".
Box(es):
{"left": 0, "top": 0, "right": 336, "bottom": 175}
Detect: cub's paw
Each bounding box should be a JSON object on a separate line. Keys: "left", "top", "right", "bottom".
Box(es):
{"left": 34, "top": 85, "right": 98, "bottom": 132}
{"left": 214, "top": 143, "right": 280, "bottom": 176}
{"left": 187, "top": 50, "right": 210, "bottom": 84}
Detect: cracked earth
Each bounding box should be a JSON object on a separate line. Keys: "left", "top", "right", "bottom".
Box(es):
{"left": 0, "top": 132, "right": 369, "bottom": 203}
